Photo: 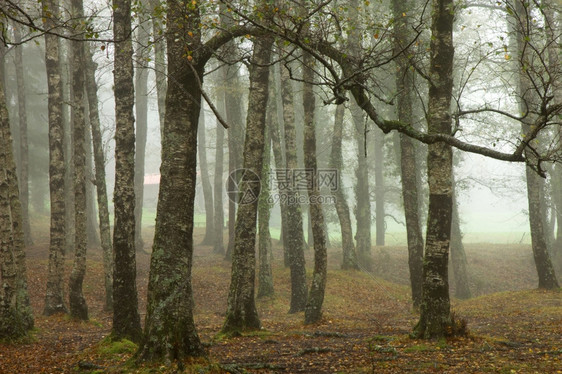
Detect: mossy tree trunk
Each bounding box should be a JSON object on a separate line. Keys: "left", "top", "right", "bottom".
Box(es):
{"left": 303, "top": 52, "right": 327, "bottom": 325}
{"left": 279, "top": 48, "right": 308, "bottom": 313}
{"left": 222, "top": 35, "right": 273, "bottom": 334}
{"left": 42, "top": 0, "right": 68, "bottom": 316}
{"left": 136, "top": 0, "right": 207, "bottom": 361}
{"left": 0, "top": 47, "right": 34, "bottom": 338}
{"left": 392, "top": 0, "right": 424, "bottom": 308}
{"left": 112, "top": 0, "right": 142, "bottom": 341}
{"left": 330, "top": 104, "right": 358, "bottom": 270}
{"left": 412, "top": 0, "right": 455, "bottom": 339}
{"left": 85, "top": 46, "right": 113, "bottom": 311}
{"left": 68, "top": 0, "right": 89, "bottom": 321}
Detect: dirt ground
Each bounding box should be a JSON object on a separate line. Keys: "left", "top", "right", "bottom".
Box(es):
{"left": 0, "top": 226, "right": 560, "bottom": 373}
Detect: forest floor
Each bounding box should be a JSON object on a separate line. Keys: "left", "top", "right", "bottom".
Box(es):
{"left": 0, "top": 225, "right": 561, "bottom": 374}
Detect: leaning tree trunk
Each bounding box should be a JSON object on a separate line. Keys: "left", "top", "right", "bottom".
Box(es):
{"left": 222, "top": 35, "right": 273, "bottom": 334}
{"left": 13, "top": 24, "right": 32, "bottom": 246}
{"left": 42, "top": 0, "right": 68, "bottom": 316}
{"left": 412, "top": 0, "right": 455, "bottom": 339}
{"left": 392, "top": 0, "right": 424, "bottom": 308}
{"left": 257, "top": 121, "right": 273, "bottom": 298}
{"left": 197, "top": 111, "right": 215, "bottom": 245}
{"left": 112, "top": 0, "right": 142, "bottom": 341}
{"left": 68, "top": 0, "right": 89, "bottom": 321}
{"left": 512, "top": 0, "right": 559, "bottom": 290}
{"left": 134, "top": 15, "right": 150, "bottom": 252}
{"left": 330, "top": 103, "right": 358, "bottom": 270}
{"left": 0, "top": 50, "right": 34, "bottom": 338}
{"left": 450, "top": 177, "right": 471, "bottom": 299}
{"left": 85, "top": 46, "right": 113, "bottom": 311}
{"left": 136, "top": 1, "right": 206, "bottom": 361}
{"left": 303, "top": 52, "right": 327, "bottom": 325}
{"left": 279, "top": 49, "right": 308, "bottom": 313}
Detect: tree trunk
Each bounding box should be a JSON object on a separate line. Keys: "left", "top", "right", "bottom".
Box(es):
{"left": 42, "top": 0, "right": 68, "bottom": 316}
{"left": 112, "top": 0, "right": 142, "bottom": 341}
{"left": 134, "top": 16, "right": 150, "bottom": 252}
{"left": 0, "top": 47, "right": 34, "bottom": 338}
{"left": 198, "top": 111, "right": 215, "bottom": 245}
{"left": 84, "top": 46, "right": 113, "bottom": 311}
{"left": 450, "top": 179, "right": 471, "bottom": 299}
{"left": 222, "top": 36, "right": 272, "bottom": 334}
{"left": 149, "top": 0, "right": 167, "bottom": 135}
{"left": 279, "top": 49, "right": 308, "bottom": 313}
{"left": 347, "top": 0, "right": 372, "bottom": 266}
{"left": 257, "top": 120, "right": 273, "bottom": 298}
{"left": 85, "top": 116, "right": 100, "bottom": 247}
{"left": 412, "top": 0, "right": 455, "bottom": 339}
{"left": 303, "top": 52, "right": 327, "bottom": 325}
{"left": 136, "top": 1, "right": 205, "bottom": 361}
{"left": 224, "top": 67, "right": 245, "bottom": 260}
{"left": 12, "top": 24, "right": 32, "bottom": 246}
{"left": 213, "top": 79, "right": 226, "bottom": 254}
{"left": 373, "top": 127, "right": 385, "bottom": 246}
{"left": 350, "top": 100, "right": 372, "bottom": 266}
{"left": 512, "top": 0, "right": 559, "bottom": 289}
{"left": 68, "top": 0, "right": 89, "bottom": 321}
{"left": 392, "top": 0, "right": 424, "bottom": 308}
{"left": 330, "top": 104, "right": 358, "bottom": 270}
{"left": 62, "top": 35, "right": 75, "bottom": 256}
{"left": 270, "top": 61, "right": 289, "bottom": 267}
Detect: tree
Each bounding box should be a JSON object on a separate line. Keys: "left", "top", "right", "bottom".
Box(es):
{"left": 42, "top": 0, "right": 68, "bottom": 317}
{"left": 222, "top": 35, "right": 273, "bottom": 334}
{"left": 330, "top": 103, "right": 358, "bottom": 270}
{"left": 391, "top": 0, "right": 424, "bottom": 307}
{"left": 347, "top": 0, "right": 372, "bottom": 264}
{"left": 112, "top": 0, "right": 142, "bottom": 341}
{"left": 450, "top": 174, "right": 471, "bottom": 299}
{"left": 12, "top": 23, "right": 32, "bottom": 246}
{"left": 0, "top": 43, "right": 34, "bottom": 338}
{"left": 257, "top": 113, "right": 273, "bottom": 298}
{"left": 213, "top": 97, "right": 225, "bottom": 255}
{"left": 511, "top": 0, "right": 559, "bottom": 289}
{"left": 134, "top": 9, "right": 150, "bottom": 253}
{"left": 197, "top": 110, "right": 215, "bottom": 245}
{"left": 412, "top": 0, "right": 455, "bottom": 339}
{"left": 137, "top": 0, "right": 206, "bottom": 360}
{"left": 84, "top": 46, "right": 113, "bottom": 311}
{"left": 68, "top": 0, "right": 89, "bottom": 321}
{"left": 303, "top": 51, "right": 327, "bottom": 325}
{"left": 278, "top": 47, "right": 308, "bottom": 313}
